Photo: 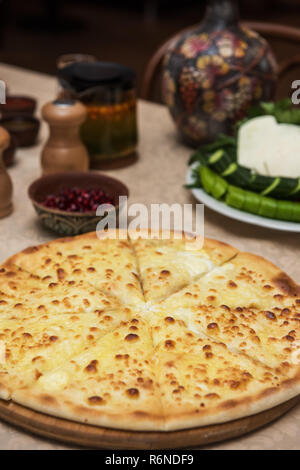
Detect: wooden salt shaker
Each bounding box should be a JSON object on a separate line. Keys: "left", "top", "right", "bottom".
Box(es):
{"left": 0, "top": 127, "right": 13, "bottom": 218}
{"left": 41, "top": 99, "right": 89, "bottom": 175}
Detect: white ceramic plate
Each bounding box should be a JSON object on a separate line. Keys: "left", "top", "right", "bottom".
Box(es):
{"left": 186, "top": 164, "right": 300, "bottom": 233}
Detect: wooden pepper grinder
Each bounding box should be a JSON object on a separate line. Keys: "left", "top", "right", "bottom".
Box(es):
{"left": 0, "top": 127, "right": 13, "bottom": 219}
{"left": 41, "top": 99, "right": 89, "bottom": 175}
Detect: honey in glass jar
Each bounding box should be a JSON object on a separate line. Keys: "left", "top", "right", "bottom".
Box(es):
{"left": 58, "top": 62, "right": 138, "bottom": 168}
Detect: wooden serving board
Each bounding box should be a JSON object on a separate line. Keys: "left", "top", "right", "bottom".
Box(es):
{"left": 0, "top": 396, "right": 299, "bottom": 449}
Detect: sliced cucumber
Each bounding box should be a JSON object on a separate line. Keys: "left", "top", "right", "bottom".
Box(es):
{"left": 209, "top": 149, "right": 224, "bottom": 164}
{"left": 222, "top": 162, "right": 238, "bottom": 177}
{"left": 196, "top": 165, "right": 300, "bottom": 223}
{"left": 225, "top": 186, "right": 245, "bottom": 210}
{"left": 243, "top": 191, "right": 261, "bottom": 214}
{"left": 291, "top": 202, "right": 300, "bottom": 222}
{"left": 261, "top": 177, "right": 281, "bottom": 196}
{"left": 258, "top": 196, "right": 277, "bottom": 218}
{"left": 275, "top": 200, "right": 294, "bottom": 221}
{"left": 211, "top": 175, "right": 228, "bottom": 200}
{"left": 199, "top": 166, "right": 215, "bottom": 195}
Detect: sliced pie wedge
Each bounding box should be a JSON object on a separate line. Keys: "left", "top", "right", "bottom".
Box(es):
{"left": 0, "top": 264, "right": 121, "bottom": 317}
{"left": 157, "top": 303, "right": 300, "bottom": 371}
{"left": 13, "top": 317, "right": 164, "bottom": 431}
{"left": 160, "top": 252, "right": 300, "bottom": 312}
{"left": 130, "top": 232, "right": 238, "bottom": 303}
{"left": 0, "top": 308, "right": 131, "bottom": 400}
{"left": 8, "top": 231, "right": 144, "bottom": 307}
{"left": 152, "top": 319, "right": 300, "bottom": 430}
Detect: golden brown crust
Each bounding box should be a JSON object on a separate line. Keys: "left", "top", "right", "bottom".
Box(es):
{"left": 233, "top": 252, "right": 300, "bottom": 302}
{"left": 162, "top": 380, "right": 300, "bottom": 431}
{"left": 13, "top": 387, "right": 166, "bottom": 431}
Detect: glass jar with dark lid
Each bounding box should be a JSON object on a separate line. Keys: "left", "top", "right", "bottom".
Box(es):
{"left": 58, "top": 61, "right": 138, "bottom": 168}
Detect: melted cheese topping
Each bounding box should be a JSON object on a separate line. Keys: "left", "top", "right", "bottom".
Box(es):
{"left": 0, "top": 233, "right": 299, "bottom": 431}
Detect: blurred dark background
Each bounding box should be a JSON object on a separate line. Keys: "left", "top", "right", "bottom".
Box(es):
{"left": 0, "top": 0, "right": 299, "bottom": 96}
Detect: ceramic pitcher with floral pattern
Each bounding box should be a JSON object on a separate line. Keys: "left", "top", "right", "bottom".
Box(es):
{"left": 162, "top": 0, "right": 277, "bottom": 146}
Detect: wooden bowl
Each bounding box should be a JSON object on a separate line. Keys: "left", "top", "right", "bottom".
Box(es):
{"left": 0, "top": 115, "right": 40, "bottom": 147}
{"left": 0, "top": 95, "right": 36, "bottom": 117}
{"left": 28, "top": 172, "right": 129, "bottom": 236}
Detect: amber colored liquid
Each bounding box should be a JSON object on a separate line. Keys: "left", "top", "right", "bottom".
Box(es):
{"left": 80, "top": 98, "right": 137, "bottom": 164}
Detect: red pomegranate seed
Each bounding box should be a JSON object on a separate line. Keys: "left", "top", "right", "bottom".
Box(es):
{"left": 41, "top": 187, "right": 115, "bottom": 213}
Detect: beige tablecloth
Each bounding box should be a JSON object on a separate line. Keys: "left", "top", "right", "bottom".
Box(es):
{"left": 0, "top": 63, "right": 299, "bottom": 450}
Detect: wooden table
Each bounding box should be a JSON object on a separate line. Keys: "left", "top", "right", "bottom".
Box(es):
{"left": 0, "top": 63, "right": 299, "bottom": 450}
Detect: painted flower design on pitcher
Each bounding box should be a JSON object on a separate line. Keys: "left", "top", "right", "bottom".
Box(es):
{"left": 180, "top": 33, "right": 211, "bottom": 59}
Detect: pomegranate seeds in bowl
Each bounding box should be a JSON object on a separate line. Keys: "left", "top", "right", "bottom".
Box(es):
{"left": 28, "top": 172, "right": 128, "bottom": 235}
{"left": 42, "top": 187, "right": 115, "bottom": 213}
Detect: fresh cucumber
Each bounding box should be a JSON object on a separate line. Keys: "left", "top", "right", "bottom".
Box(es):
{"left": 199, "top": 166, "right": 216, "bottom": 194}
{"left": 243, "top": 191, "right": 261, "bottom": 214}
{"left": 258, "top": 196, "right": 277, "bottom": 219}
{"left": 225, "top": 186, "right": 245, "bottom": 210}
{"left": 197, "top": 165, "right": 300, "bottom": 223}
{"left": 199, "top": 166, "right": 228, "bottom": 200}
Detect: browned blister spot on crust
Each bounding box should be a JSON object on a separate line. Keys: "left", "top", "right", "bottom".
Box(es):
{"left": 5, "top": 271, "right": 16, "bottom": 278}
{"left": 164, "top": 340, "right": 175, "bottom": 350}
{"left": 221, "top": 305, "right": 230, "bottom": 311}
{"left": 266, "top": 311, "right": 276, "bottom": 320}
{"left": 205, "top": 352, "right": 213, "bottom": 359}
{"left": 228, "top": 281, "right": 237, "bottom": 288}
{"left": 205, "top": 393, "right": 220, "bottom": 399}
{"left": 85, "top": 360, "right": 98, "bottom": 373}
{"left": 219, "top": 399, "right": 238, "bottom": 410}
{"left": 273, "top": 273, "right": 300, "bottom": 297}
{"left": 283, "top": 335, "right": 294, "bottom": 342}
{"left": 165, "top": 316, "right": 175, "bottom": 324}
{"left": 129, "top": 325, "right": 138, "bottom": 331}
{"left": 125, "top": 333, "right": 139, "bottom": 342}
{"left": 207, "top": 322, "right": 218, "bottom": 330}
{"left": 88, "top": 396, "right": 105, "bottom": 405}
{"left": 23, "top": 246, "right": 39, "bottom": 254}
{"left": 56, "top": 268, "right": 66, "bottom": 281}
{"left": 39, "top": 394, "right": 57, "bottom": 405}
{"left": 126, "top": 388, "right": 140, "bottom": 398}
{"left": 32, "top": 356, "right": 43, "bottom": 363}
{"left": 22, "top": 332, "right": 32, "bottom": 339}
{"left": 160, "top": 270, "right": 170, "bottom": 277}
{"left": 35, "top": 370, "right": 43, "bottom": 380}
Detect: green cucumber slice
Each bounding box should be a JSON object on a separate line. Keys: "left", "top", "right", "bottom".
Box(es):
{"left": 211, "top": 175, "right": 228, "bottom": 200}
{"left": 199, "top": 166, "right": 216, "bottom": 195}
{"left": 289, "top": 178, "right": 300, "bottom": 198}
{"left": 226, "top": 167, "right": 253, "bottom": 187}
{"left": 209, "top": 149, "right": 224, "bottom": 164}
{"left": 275, "top": 200, "right": 294, "bottom": 221}
{"left": 225, "top": 186, "right": 246, "bottom": 210}
{"left": 291, "top": 202, "right": 300, "bottom": 222}
{"left": 258, "top": 196, "right": 277, "bottom": 218}
{"left": 222, "top": 162, "right": 238, "bottom": 177}
{"left": 243, "top": 191, "right": 261, "bottom": 214}
{"left": 261, "top": 178, "right": 281, "bottom": 196}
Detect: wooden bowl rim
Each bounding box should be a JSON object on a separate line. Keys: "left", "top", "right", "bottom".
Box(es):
{"left": 3, "top": 95, "right": 37, "bottom": 106}
{"left": 0, "top": 115, "right": 40, "bottom": 125}
{"left": 28, "top": 171, "right": 129, "bottom": 217}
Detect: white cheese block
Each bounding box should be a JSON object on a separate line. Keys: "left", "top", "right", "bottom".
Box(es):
{"left": 237, "top": 115, "right": 300, "bottom": 178}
